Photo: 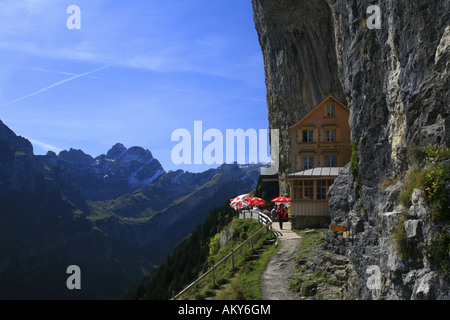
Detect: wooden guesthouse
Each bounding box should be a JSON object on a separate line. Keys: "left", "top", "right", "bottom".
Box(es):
{"left": 286, "top": 95, "right": 351, "bottom": 229}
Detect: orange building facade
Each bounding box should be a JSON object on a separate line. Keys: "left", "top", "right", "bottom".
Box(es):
{"left": 286, "top": 95, "right": 351, "bottom": 229}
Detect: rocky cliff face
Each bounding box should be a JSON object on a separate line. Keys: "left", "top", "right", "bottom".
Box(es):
{"left": 252, "top": 0, "right": 346, "bottom": 195}
{"left": 252, "top": 0, "right": 449, "bottom": 299}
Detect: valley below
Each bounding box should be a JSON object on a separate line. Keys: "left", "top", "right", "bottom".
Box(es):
{"left": 0, "top": 119, "right": 263, "bottom": 299}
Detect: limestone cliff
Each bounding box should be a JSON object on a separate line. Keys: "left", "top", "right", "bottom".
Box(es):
{"left": 252, "top": 0, "right": 449, "bottom": 299}
{"left": 252, "top": 0, "right": 345, "bottom": 195}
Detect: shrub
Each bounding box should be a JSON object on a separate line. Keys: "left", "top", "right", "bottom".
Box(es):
{"left": 398, "top": 169, "right": 425, "bottom": 208}
{"left": 209, "top": 233, "right": 221, "bottom": 256}
{"left": 426, "top": 233, "right": 450, "bottom": 277}
{"left": 408, "top": 145, "right": 450, "bottom": 167}
{"left": 350, "top": 141, "right": 361, "bottom": 195}
{"left": 408, "top": 145, "right": 428, "bottom": 167}
{"left": 424, "top": 146, "right": 450, "bottom": 160}
{"left": 398, "top": 164, "right": 449, "bottom": 221}
{"left": 423, "top": 165, "right": 450, "bottom": 221}
{"left": 391, "top": 211, "right": 411, "bottom": 258}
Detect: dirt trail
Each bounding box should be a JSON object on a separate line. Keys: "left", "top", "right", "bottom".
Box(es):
{"left": 261, "top": 222, "right": 302, "bottom": 300}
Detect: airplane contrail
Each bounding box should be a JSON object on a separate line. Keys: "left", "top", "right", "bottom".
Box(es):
{"left": 2, "top": 64, "right": 109, "bottom": 107}
{"left": 28, "top": 139, "right": 62, "bottom": 154}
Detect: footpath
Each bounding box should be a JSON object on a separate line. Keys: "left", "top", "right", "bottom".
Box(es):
{"left": 239, "top": 210, "right": 354, "bottom": 300}
{"left": 261, "top": 221, "right": 302, "bottom": 300}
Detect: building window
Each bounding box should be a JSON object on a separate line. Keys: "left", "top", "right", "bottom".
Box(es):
{"left": 325, "top": 155, "right": 337, "bottom": 167}
{"left": 293, "top": 180, "right": 303, "bottom": 199}
{"left": 316, "top": 180, "right": 327, "bottom": 199}
{"left": 293, "top": 179, "right": 335, "bottom": 200}
{"left": 302, "top": 129, "right": 313, "bottom": 142}
{"left": 316, "top": 179, "right": 335, "bottom": 200}
{"left": 293, "top": 180, "right": 314, "bottom": 200}
{"left": 326, "top": 129, "right": 336, "bottom": 142}
{"left": 326, "top": 104, "right": 335, "bottom": 117}
{"left": 302, "top": 156, "right": 314, "bottom": 170}
{"left": 304, "top": 180, "right": 314, "bottom": 199}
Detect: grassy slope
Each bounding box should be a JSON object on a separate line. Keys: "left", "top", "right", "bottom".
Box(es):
{"left": 178, "top": 219, "right": 278, "bottom": 300}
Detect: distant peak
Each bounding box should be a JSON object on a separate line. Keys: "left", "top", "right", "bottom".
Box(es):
{"left": 59, "top": 148, "right": 94, "bottom": 163}
{"left": 106, "top": 143, "right": 127, "bottom": 159}
{"left": 126, "top": 146, "right": 151, "bottom": 156}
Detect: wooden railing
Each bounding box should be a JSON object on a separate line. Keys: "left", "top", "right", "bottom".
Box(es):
{"left": 172, "top": 211, "right": 277, "bottom": 300}
{"left": 242, "top": 209, "right": 281, "bottom": 237}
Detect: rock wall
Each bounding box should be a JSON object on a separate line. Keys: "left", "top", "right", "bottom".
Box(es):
{"left": 252, "top": 0, "right": 449, "bottom": 299}
{"left": 252, "top": 0, "right": 345, "bottom": 195}
{"left": 327, "top": 0, "right": 449, "bottom": 300}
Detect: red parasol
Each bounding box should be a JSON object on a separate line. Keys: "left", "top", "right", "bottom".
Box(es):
{"left": 271, "top": 196, "right": 291, "bottom": 204}
{"left": 230, "top": 194, "right": 250, "bottom": 210}
{"left": 247, "top": 197, "right": 267, "bottom": 207}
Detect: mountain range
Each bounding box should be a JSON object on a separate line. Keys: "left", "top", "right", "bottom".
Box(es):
{"left": 0, "top": 119, "right": 263, "bottom": 299}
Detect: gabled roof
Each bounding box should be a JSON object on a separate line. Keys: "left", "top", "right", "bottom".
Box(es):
{"left": 288, "top": 95, "right": 349, "bottom": 132}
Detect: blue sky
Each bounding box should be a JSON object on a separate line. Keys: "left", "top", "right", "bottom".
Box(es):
{"left": 0, "top": 0, "right": 269, "bottom": 172}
